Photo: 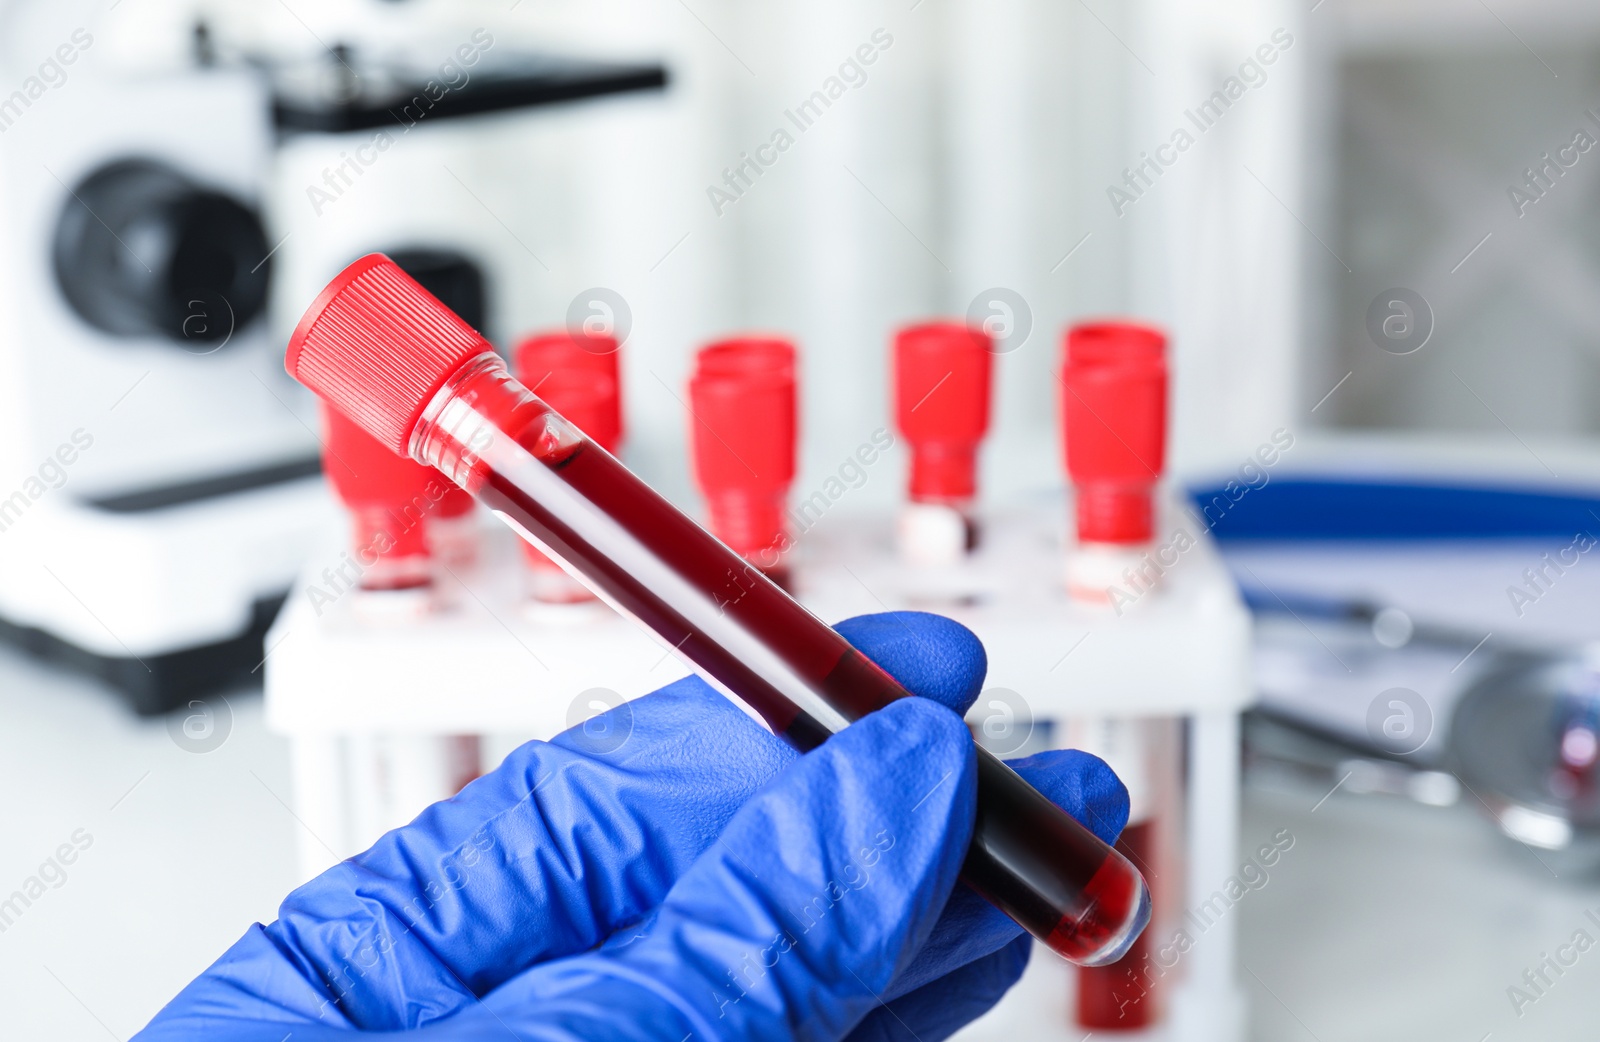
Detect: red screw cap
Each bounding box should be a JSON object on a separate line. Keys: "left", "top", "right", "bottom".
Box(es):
{"left": 689, "top": 341, "right": 798, "bottom": 560}
{"left": 513, "top": 330, "right": 624, "bottom": 443}
{"left": 893, "top": 322, "right": 992, "bottom": 504}
{"left": 1061, "top": 321, "right": 1168, "bottom": 545}
{"left": 321, "top": 404, "right": 438, "bottom": 515}
{"left": 698, "top": 335, "right": 796, "bottom": 378}
{"left": 287, "top": 254, "right": 494, "bottom": 456}
{"left": 1067, "top": 321, "right": 1165, "bottom": 367}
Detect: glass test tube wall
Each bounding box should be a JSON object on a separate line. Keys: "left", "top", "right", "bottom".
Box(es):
{"left": 512, "top": 331, "right": 625, "bottom": 607}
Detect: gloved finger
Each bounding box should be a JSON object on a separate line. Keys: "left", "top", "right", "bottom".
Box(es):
{"left": 846, "top": 933, "right": 1031, "bottom": 1042}
{"left": 134, "top": 610, "right": 989, "bottom": 1037}
{"left": 1011, "top": 745, "right": 1126, "bottom": 845}
{"left": 1017, "top": 746, "right": 1133, "bottom": 846}
{"left": 880, "top": 749, "right": 1128, "bottom": 1002}
{"left": 438, "top": 697, "right": 979, "bottom": 1042}
{"left": 831, "top": 612, "right": 988, "bottom": 716}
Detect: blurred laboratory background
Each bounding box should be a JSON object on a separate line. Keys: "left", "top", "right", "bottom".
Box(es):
{"left": 4, "top": 0, "right": 1600, "bottom": 1038}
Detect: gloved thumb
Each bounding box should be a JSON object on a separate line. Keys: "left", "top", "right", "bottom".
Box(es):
{"left": 457, "top": 697, "right": 978, "bottom": 1042}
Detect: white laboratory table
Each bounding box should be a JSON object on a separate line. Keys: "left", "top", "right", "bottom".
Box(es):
{"left": 3, "top": 639, "right": 1600, "bottom": 1040}
{"left": 0, "top": 648, "right": 297, "bottom": 1041}
{"left": 1238, "top": 772, "right": 1600, "bottom": 1041}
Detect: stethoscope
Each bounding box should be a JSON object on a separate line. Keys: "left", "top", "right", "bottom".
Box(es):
{"left": 1199, "top": 476, "right": 1600, "bottom": 866}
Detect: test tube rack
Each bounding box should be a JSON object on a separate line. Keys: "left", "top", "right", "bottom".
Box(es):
{"left": 264, "top": 493, "right": 1252, "bottom": 1042}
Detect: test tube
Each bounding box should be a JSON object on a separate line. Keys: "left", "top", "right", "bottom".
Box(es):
{"left": 320, "top": 402, "right": 482, "bottom": 831}
{"left": 513, "top": 367, "right": 622, "bottom": 605}
{"left": 892, "top": 322, "right": 992, "bottom": 566}
{"left": 285, "top": 255, "right": 1151, "bottom": 966}
{"left": 1060, "top": 320, "right": 1173, "bottom": 1028}
{"left": 689, "top": 338, "right": 798, "bottom": 588}
{"left": 1064, "top": 719, "right": 1164, "bottom": 1029}
{"left": 1060, "top": 321, "right": 1166, "bottom": 601}
{"left": 513, "top": 330, "right": 625, "bottom": 603}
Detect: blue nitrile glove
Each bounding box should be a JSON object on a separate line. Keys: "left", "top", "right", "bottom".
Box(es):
{"left": 135, "top": 611, "right": 1128, "bottom": 1042}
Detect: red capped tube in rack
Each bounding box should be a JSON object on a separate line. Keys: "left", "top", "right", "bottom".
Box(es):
{"left": 892, "top": 322, "right": 992, "bottom": 564}
{"left": 894, "top": 322, "right": 991, "bottom": 504}
{"left": 513, "top": 330, "right": 624, "bottom": 440}
{"left": 320, "top": 403, "right": 436, "bottom": 594}
{"left": 285, "top": 255, "right": 1151, "bottom": 968}
{"left": 1060, "top": 321, "right": 1168, "bottom": 602}
{"left": 689, "top": 338, "right": 798, "bottom": 583}
{"left": 513, "top": 333, "right": 624, "bottom": 455}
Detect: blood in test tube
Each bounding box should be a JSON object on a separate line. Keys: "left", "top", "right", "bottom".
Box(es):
{"left": 513, "top": 332, "right": 623, "bottom": 604}
{"left": 689, "top": 339, "right": 798, "bottom": 589}
{"left": 513, "top": 367, "right": 622, "bottom": 604}
{"left": 285, "top": 255, "right": 1151, "bottom": 967}
{"left": 320, "top": 403, "right": 435, "bottom": 603}
{"left": 892, "top": 322, "right": 992, "bottom": 566}
{"left": 1060, "top": 321, "right": 1167, "bottom": 602}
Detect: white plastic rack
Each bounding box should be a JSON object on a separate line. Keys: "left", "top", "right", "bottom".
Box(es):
{"left": 265, "top": 493, "right": 1252, "bottom": 1042}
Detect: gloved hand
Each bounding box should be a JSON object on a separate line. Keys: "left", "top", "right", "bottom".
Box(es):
{"left": 135, "top": 611, "right": 1128, "bottom": 1041}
